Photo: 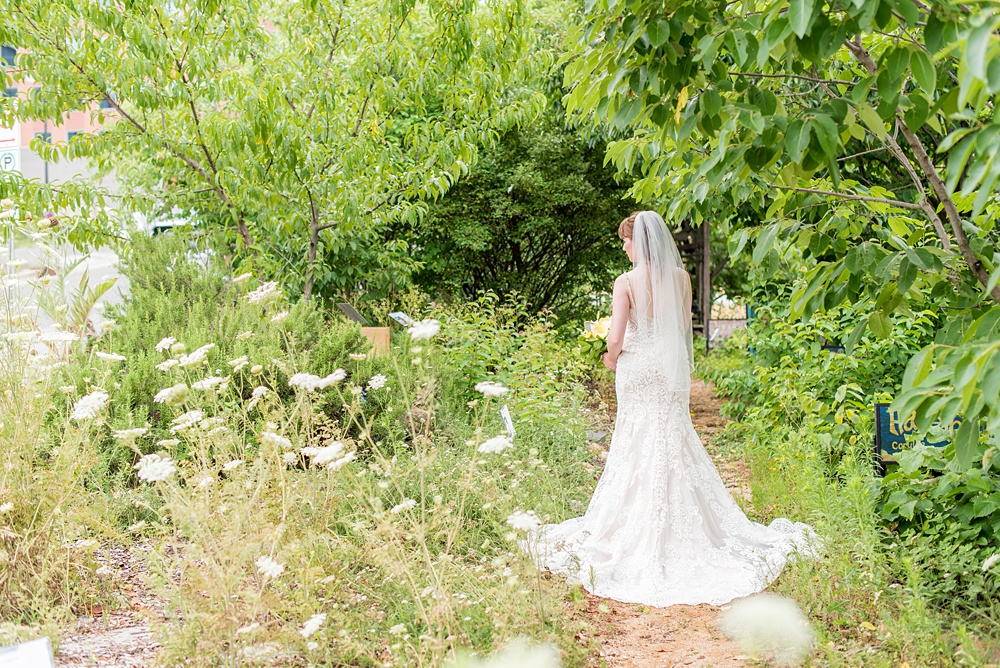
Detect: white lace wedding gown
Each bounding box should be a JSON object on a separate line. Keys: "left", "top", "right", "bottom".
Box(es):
{"left": 530, "top": 279, "right": 814, "bottom": 607}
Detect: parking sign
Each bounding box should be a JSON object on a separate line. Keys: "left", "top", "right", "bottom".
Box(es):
{"left": 0, "top": 148, "right": 19, "bottom": 174}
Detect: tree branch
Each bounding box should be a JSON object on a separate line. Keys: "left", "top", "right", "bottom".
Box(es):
{"left": 768, "top": 184, "right": 924, "bottom": 210}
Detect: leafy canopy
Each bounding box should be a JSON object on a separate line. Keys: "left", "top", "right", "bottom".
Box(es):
{"left": 564, "top": 0, "right": 1000, "bottom": 466}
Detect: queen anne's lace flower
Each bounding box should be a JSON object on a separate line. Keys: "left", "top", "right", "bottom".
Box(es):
{"left": 232, "top": 272, "right": 253, "bottom": 284}
{"left": 155, "top": 359, "right": 179, "bottom": 371}
{"left": 288, "top": 370, "right": 346, "bottom": 392}
{"left": 389, "top": 624, "right": 407, "bottom": 635}
{"left": 95, "top": 351, "right": 127, "bottom": 362}
{"left": 368, "top": 374, "right": 387, "bottom": 391}
{"left": 260, "top": 430, "right": 292, "bottom": 450}
{"left": 71, "top": 390, "right": 109, "bottom": 421}
{"left": 178, "top": 343, "right": 215, "bottom": 368}
{"left": 300, "top": 442, "right": 344, "bottom": 467}
{"left": 156, "top": 439, "right": 180, "bottom": 448}
{"left": 0, "top": 502, "right": 13, "bottom": 513}
{"left": 478, "top": 435, "right": 512, "bottom": 454}
{"left": 245, "top": 281, "right": 282, "bottom": 304}
{"left": 327, "top": 451, "right": 356, "bottom": 471}
{"left": 270, "top": 311, "right": 289, "bottom": 324}
{"left": 154, "top": 383, "right": 189, "bottom": 406}
{"left": 349, "top": 353, "right": 367, "bottom": 361}
{"left": 192, "top": 376, "right": 228, "bottom": 391}
{"left": 222, "top": 459, "right": 243, "bottom": 471}
{"left": 299, "top": 613, "right": 326, "bottom": 638}
{"left": 407, "top": 319, "right": 440, "bottom": 340}
{"left": 984, "top": 554, "right": 1000, "bottom": 572}
{"left": 114, "top": 427, "right": 149, "bottom": 442}
{"left": 135, "top": 453, "right": 177, "bottom": 483}
{"left": 170, "top": 410, "right": 204, "bottom": 433}
{"left": 390, "top": 499, "right": 418, "bottom": 514}
{"left": 228, "top": 356, "right": 249, "bottom": 372}
{"left": 154, "top": 337, "right": 176, "bottom": 353}
{"left": 506, "top": 510, "right": 541, "bottom": 531}
{"left": 255, "top": 555, "right": 284, "bottom": 579}
{"left": 40, "top": 331, "right": 76, "bottom": 343}
{"left": 475, "top": 381, "right": 508, "bottom": 397}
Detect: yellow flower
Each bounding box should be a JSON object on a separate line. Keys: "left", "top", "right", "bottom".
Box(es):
{"left": 591, "top": 317, "right": 611, "bottom": 339}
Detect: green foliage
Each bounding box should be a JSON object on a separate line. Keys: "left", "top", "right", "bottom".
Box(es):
{"left": 563, "top": 0, "right": 1000, "bottom": 463}
{"left": 412, "top": 119, "right": 633, "bottom": 321}
{"left": 1, "top": 0, "right": 552, "bottom": 301}
{"left": 880, "top": 441, "right": 1000, "bottom": 608}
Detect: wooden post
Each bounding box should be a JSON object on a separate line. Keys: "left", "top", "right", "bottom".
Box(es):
{"left": 702, "top": 220, "right": 711, "bottom": 354}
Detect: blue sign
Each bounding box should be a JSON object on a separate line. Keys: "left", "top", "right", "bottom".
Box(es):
{"left": 874, "top": 403, "right": 958, "bottom": 462}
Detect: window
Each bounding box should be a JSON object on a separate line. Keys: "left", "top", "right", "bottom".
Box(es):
{"left": 1, "top": 46, "right": 15, "bottom": 68}
{"left": 3, "top": 87, "right": 16, "bottom": 98}
{"left": 34, "top": 131, "right": 51, "bottom": 143}
{"left": 67, "top": 131, "right": 80, "bottom": 142}
{"left": 99, "top": 94, "right": 115, "bottom": 109}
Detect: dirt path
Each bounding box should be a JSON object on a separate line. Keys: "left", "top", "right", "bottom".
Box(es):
{"left": 55, "top": 542, "right": 162, "bottom": 667}
{"left": 583, "top": 378, "right": 752, "bottom": 668}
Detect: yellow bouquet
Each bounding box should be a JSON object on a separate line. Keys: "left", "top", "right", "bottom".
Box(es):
{"left": 578, "top": 316, "right": 612, "bottom": 365}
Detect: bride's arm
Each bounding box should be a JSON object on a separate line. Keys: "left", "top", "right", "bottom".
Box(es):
{"left": 603, "top": 275, "right": 630, "bottom": 370}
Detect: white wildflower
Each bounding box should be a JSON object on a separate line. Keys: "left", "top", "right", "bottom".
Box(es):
{"left": 5, "top": 331, "right": 40, "bottom": 344}
{"left": 154, "top": 383, "right": 189, "bottom": 406}
{"left": 196, "top": 475, "right": 215, "bottom": 489}
{"left": 170, "top": 410, "right": 204, "bottom": 433}
{"left": 270, "top": 311, "right": 289, "bottom": 324}
{"left": 178, "top": 343, "right": 215, "bottom": 367}
{"left": 389, "top": 624, "right": 407, "bottom": 635}
{"left": 228, "top": 356, "right": 249, "bottom": 372}
{"left": 40, "top": 331, "right": 76, "bottom": 343}
{"left": 95, "top": 351, "right": 127, "bottom": 362}
{"left": 251, "top": 386, "right": 269, "bottom": 399}
{"left": 236, "top": 331, "right": 254, "bottom": 340}
{"left": 71, "top": 390, "right": 109, "bottom": 421}
{"left": 113, "top": 427, "right": 149, "bottom": 442}
{"left": 191, "top": 376, "right": 228, "bottom": 391}
{"left": 288, "top": 373, "right": 323, "bottom": 392}
{"left": 349, "top": 353, "right": 367, "bottom": 361}
{"left": 127, "top": 521, "right": 146, "bottom": 533}
{"left": 255, "top": 555, "right": 284, "bottom": 579}
{"left": 154, "top": 337, "right": 176, "bottom": 352}
{"left": 478, "top": 435, "right": 512, "bottom": 454}
{"left": 983, "top": 554, "right": 1000, "bottom": 572}
{"left": 236, "top": 622, "right": 260, "bottom": 635}
{"left": 222, "top": 459, "right": 243, "bottom": 471}
{"left": 299, "top": 613, "right": 326, "bottom": 638}
{"left": 349, "top": 385, "right": 363, "bottom": 396}
{"left": 368, "top": 374, "right": 388, "bottom": 391}
{"left": 407, "top": 318, "right": 440, "bottom": 340}
{"left": 250, "top": 364, "right": 263, "bottom": 374}
{"left": 155, "top": 359, "right": 179, "bottom": 371}
{"left": 327, "top": 451, "right": 356, "bottom": 471}
{"left": 232, "top": 272, "right": 253, "bottom": 284}
{"left": 475, "top": 381, "right": 508, "bottom": 398}
{"left": 307, "top": 641, "right": 318, "bottom": 651}
{"left": 282, "top": 451, "right": 298, "bottom": 465}
{"left": 301, "top": 442, "right": 345, "bottom": 467}
{"left": 506, "top": 510, "right": 541, "bottom": 532}
{"left": 261, "top": 430, "right": 292, "bottom": 450}
{"left": 0, "top": 502, "right": 12, "bottom": 513}
{"left": 390, "top": 499, "right": 417, "bottom": 514}
{"left": 134, "top": 453, "right": 177, "bottom": 483}
{"left": 245, "top": 280, "right": 281, "bottom": 304}
{"left": 156, "top": 439, "right": 180, "bottom": 448}
{"left": 719, "top": 594, "right": 814, "bottom": 667}
{"left": 324, "top": 368, "right": 347, "bottom": 384}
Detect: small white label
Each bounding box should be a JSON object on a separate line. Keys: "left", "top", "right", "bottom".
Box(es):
{"left": 0, "top": 637, "right": 56, "bottom": 668}
{"left": 388, "top": 311, "right": 414, "bottom": 326}
{"left": 500, "top": 404, "right": 515, "bottom": 440}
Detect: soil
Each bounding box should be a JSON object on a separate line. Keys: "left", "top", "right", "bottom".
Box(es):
{"left": 54, "top": 542, "right": 163, "bottom": 668}
{"left": 581, "top": 377, "right": 753, "bottom": 668}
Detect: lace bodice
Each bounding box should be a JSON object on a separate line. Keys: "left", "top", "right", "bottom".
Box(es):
{"left": 527, "top": 274, "right": 814, "bottom": 606}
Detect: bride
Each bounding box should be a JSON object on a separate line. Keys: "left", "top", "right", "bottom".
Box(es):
{"left": 530, "top": 211, "right": 813, "bottom": 607}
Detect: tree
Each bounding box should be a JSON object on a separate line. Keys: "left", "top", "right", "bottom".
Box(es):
{"left": 562, "top": 0, "right": 1000, "bottom": 466}
{"left": 411, "top": 118, "right": 633, "bottom": 322}
{"left": 0, "top": 0, "right": 549, "bottom": 301}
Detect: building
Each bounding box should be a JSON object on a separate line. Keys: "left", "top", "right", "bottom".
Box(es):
{"left": 2, "top": 45, "right": 117, "bottom": 188}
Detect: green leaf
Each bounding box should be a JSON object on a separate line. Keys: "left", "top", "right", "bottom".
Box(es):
{"left": 648, "top": 19, "right": 671, "bottom": 48}
{"left": 910, "top": 48, "right": 936, "bottom": 95}
{"left": 953, "top": 418, "right": 979, "bottom": 470}
{"left": 857, "top": 104, "right": 888, "bottom": 141}
{"left": 784, "top": 120, "right": 811, "bottom": 162}
{"left": 752, "top": 224, "right": 780, "bottom": 265}
{"left": 966, "top": 18, "right": 996, "bottom": 83}
{"left": 789, "top": 0, "right": 816, "bottom": 38}
{"left": 869, "top": 311, "right": 892, "bottom": 338}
